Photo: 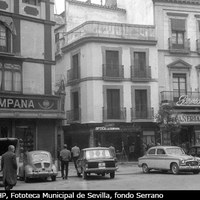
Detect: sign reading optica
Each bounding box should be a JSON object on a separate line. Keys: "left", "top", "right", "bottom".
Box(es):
{"left": 177, "top": 114, "right": 200, "bottom": 124}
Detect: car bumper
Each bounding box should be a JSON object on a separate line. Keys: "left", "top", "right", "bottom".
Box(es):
{"left": 84, "top": 167, "right": 117, "bottom": 173}
{"left": 26, "top": 171, "right": 58, "bottom": 179}
{"left": 179, "top": 165, "right": 200, "bottom": 171}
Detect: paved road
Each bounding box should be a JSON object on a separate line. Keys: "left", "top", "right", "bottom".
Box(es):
{"left": 1, "top": 162, "right": 200, "bottom": 190}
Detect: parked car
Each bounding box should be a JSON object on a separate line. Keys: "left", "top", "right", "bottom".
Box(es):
{"left": 138, "top": 145, "right": 200, "bottom": 175}
{"left": 76, "top": 147, "right": 118, "bottom": 179}
{"left": 18, "top": 150, "right": 57, "bottom": 182}
{"left": 188, "top": 145, "right": 200, "bottom": 158}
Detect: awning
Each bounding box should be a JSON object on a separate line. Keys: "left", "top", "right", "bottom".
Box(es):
{"left": 0, "top": 15, "right": 16, "bottom": 35}
{"left": 171, "top": 18, "right": 185, "bottom": 31}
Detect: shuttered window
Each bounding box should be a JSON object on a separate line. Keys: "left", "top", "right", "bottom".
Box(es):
{"left": 171, "top": 18, "right": 185, "bottom": 31}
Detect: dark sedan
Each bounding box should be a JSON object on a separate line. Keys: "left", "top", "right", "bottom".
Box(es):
{"left": 76, "top": 147, "right": 118, "bottom": 179}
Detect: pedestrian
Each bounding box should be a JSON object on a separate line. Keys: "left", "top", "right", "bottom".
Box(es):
{"left": 71, "top": 143, "right": 80, "bottom": 175}
{"left": 60, "top": 144, "right": 71, "bottom": 179}
{"left": 0, "top": 145, "right": 17, "bottom": 191}
{"left": 109, "top": 143, "right": 116, "bottom": 158}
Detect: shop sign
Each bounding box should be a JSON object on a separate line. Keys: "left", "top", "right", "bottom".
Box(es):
{"left": 0, "top": 97, "right": 57, "bottom": 110}
{"left": 95, "top": 127, "right": 120, "bottom": 131}
{"left": 177, "top": 114, "right": 200, "bottom": 124}
{"left": 176, "top": 95, "right": 200, "bottom": 106}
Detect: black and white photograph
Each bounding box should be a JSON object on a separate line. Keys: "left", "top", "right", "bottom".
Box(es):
{"left": 1, "top": 0, "right": 200, "bottom": 198}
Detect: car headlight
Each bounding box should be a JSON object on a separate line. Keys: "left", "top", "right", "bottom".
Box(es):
{"left": 180, "top": 160, "right": 185, "bottom": 164}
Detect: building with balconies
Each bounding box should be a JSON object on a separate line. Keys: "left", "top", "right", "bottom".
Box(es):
{"left": 153, "top": 0, "right": 200, "bottom": 148}
{"left": 0, "top": 0, "right": 65, "bottom": 158}
{"left": 55, "top": 0, "right": 159, "bottom": 160}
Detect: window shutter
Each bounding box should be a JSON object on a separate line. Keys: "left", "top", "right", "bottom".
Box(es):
{"left": 171, "top": 18, "right": 185, "bottom": 31}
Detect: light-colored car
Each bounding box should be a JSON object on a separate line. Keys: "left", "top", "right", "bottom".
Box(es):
{"left": 77, "top": 147, "right": 118, "bottom": 179}
{"left": 138, "top": 146, "right": 200, "bottom": 175}
{"left": 18, "top": 150, "right": 57, "bottom": 182}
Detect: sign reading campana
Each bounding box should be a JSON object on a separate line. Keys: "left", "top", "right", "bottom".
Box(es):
{"left": 0, "top": 191, "right": 166, "bottom": 200}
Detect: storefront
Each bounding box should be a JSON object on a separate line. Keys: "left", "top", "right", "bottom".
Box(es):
{"left": 0, "top": 92, "right": 65, "bottom": 158}
{"left": 64, "top": 122, "right": 157, "bottom": 161}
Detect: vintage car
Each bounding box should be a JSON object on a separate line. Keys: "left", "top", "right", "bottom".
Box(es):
{"left": 138, "top": 146, "right": 200, "bottom": 175}
{"left": 76, "top": 147, "right": 118, "bottom": 179}
{"left": 18, "top": 150, "right": 57, "bottom": 182}
{"left": 188, "top": 145, "right": 200, "bottom": 158}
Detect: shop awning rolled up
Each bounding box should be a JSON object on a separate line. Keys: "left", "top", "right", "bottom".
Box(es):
{"left": 0, "top": 15, "right": 16, "bottom": 35}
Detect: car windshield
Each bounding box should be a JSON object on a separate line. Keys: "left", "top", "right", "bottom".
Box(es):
{"left": 31, "top": 152, "right": 50, "bottom": 162}
{"left": 85, "top": 149, "right": 112, "bottom": 160}
{"left": 165, "top": 147, "right": 185, "bottom": 155}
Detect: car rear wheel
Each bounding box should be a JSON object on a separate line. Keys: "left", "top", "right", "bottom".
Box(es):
{"left": 110, "top": 172, "right": 115, "bottom": 179}
{"left": 142, "top": 164, "right": 149, "bottom": 173}
{"left": 171, "top": 163, "right": 179, "bottom": 175}
{"left": 51, "top": 175, "right": 56, "bottom": 181}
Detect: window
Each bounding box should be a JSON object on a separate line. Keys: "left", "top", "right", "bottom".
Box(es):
{"left": 22, "top": 0, "right": 41, "bottom": 5}
{"left": 134, "top": 52, "right": 146, "bottom": 70}
{"left": 72, "top": 54, "right": 79, "bottom": 80}
{"left": 0, "top": 23, "right": 11, "bottom": 53}
{"left": 173, "top": 73, "right": 187, "bottom": 101}
{"left": 107, "top": 89, "right": 120, "bottom": 119}
{"left": 135, "top": 90, "right": 148, "bottom": 119}
{"left": 72, "top": 91, "right": 79, "bottom": 121}
{"left": 105, "top": 50, "right": 119, "bottom": 77}
{"left": 148, "top": 149, "right": 155, "bottom": 155}
{"left": 157, "top": 149, "right": 165, "bottom": 155}
{"left": 0, "top": 62, "right": 22, "bottom": 92}
{"left": 171, "top": 18, "right": 185, "bottom": 49}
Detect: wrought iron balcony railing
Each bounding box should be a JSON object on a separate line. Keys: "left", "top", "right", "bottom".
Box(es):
{"left": 130, "top": 65, "right": 151, "bottom": 81}
{"left": 102, "top": 64, "right": 124, "bottom": 81}
{"left": 131, "top": 107, "right": 154, "bottom": 120}
{"left": 67, "top": 68, "right": 80, "bottom": 83}
{"left": 196, "top": 39, "right": 200, "bottom": 54}
{"left": 168, "top": 38, "right": 190, "bottom": 53}
{"left": 102, "top": 107, "right": 126, "bottom": 121}
{"left": 66, "top": 108, "right": 81, "bottom": 123}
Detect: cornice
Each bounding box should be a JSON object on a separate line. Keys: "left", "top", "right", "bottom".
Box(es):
{"left": 152, "top": 0, "right": 200, "bottom": 5}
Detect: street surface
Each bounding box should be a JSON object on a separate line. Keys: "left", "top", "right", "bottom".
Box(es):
{"left": 1, "top": 162, "right": 200, "bottom": 190}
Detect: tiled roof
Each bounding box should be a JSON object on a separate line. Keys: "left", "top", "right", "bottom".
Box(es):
{"left": 152, "top": 0, "right": 200, "bottom": 5}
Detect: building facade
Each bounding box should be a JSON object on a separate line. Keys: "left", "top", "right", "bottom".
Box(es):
{"left": 0, "top": 0, "right": 65, "bottom": 159}
{"left": 55, "top": 0, "right": 159, "bottom": 160}
{"left": 153, "top": 0, "right": 200, "bottom": 149}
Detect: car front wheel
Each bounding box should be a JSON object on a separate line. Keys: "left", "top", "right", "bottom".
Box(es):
{"left": 51, "top": 175, "right": 56, "bottom": 181}
{"left": 142, "top": 164, "right": 149, "bottom": 173}
{"left": 171, "top": 163, "right": 179, "bottom": 175}
{"left": 110, "top": 172, "right": 115, "bottom": 179}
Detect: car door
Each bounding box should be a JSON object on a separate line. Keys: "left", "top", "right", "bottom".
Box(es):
{"left": 146, "top": 148, "right": 156, "bottom": 168}
{"left": 155, "top": 148, "right": 168, "bottom": 169}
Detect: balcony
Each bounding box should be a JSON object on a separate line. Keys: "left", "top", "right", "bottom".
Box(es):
{"left": 160, "top": 91, "right": 200, "bottom": 106}
{"left": 66, "top": 108, "right": 81, "bottom": 123}
{"left": 196, "top": 39, "right": 200, "bottom": 54}
{"left": 102, "top": 64, "right": 124, "bottom": 81}
{"left": 168, "top": 38, "right": 190, "bottom": 54}
{"left": 67, "top": 68, "right": 80, "bottom": 84}
{"left": 131, "top": 107, "right": 154, "bottom": 121}
{"left": 130, "top": 66, "right": 151, "bottom": 82}
{"left": 102, "top": 107, "right": 126, "bottom": 122}
{"left": 61, "top": 21, "right": 156, "bottom": 49}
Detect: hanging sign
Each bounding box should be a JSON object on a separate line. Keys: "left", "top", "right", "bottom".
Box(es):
{"left": 176, "top": 95, "right": 200, "bottom": 106}
{"left": 177, "top": 113, "right": 200, "bottom": 124}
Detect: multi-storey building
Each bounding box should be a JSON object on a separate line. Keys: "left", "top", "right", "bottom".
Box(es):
{"left": 0, "top": 0, "right": 65, "bottom": 158}
{"left": 153, "top": 0, "right": 200, "bottom": 149}
{"left": 55, "top": 0, "right": 159, "bottom": 160}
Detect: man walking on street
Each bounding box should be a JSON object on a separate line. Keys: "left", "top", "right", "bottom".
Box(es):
{"left": 60, "top": 144, "right": 71, "bottom": 179}
{"left": 71, "top": 143, "right": 80, "bottom": 175}
{"left": 1, "top": 145, "right": 17, "bottom": 190}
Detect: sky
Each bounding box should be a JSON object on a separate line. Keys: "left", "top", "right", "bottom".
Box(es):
{"left": 54, "top": 0, "right": 104, "bottom": 14}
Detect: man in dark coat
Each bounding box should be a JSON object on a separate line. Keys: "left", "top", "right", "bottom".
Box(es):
{"left": 1, "top": 145, "right": 17, "bottom": 190}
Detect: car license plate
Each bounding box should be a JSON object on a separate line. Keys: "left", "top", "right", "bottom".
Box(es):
{"left": 98, "top": 162, "right": 105, "bottom": 169}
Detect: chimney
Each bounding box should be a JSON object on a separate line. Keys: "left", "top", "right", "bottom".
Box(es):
{"left": 105, "top": 0, "right": 117, "bottom": 8}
